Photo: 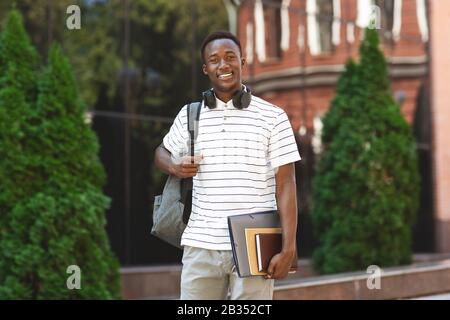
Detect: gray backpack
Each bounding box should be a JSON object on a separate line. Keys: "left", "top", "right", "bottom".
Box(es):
{"left": 151, "top": 102, "right": 202, "bottom": 248}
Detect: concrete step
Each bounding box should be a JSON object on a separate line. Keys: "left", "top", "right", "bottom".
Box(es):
{"left": 121, "top": 253, "right": 450, "bottom": 300}
{"left": 274, "top": 259, "right": 450, "bottom": 300}
{"left": 411, "top": 292, "right": 450, "bottom": 300}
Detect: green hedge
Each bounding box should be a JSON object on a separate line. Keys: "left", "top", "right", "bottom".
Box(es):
{"left": 0, "top": 10, "right": 120, "bottom": 299}
{"left": 311, "top": 28, "right": 420, "bottom": 274}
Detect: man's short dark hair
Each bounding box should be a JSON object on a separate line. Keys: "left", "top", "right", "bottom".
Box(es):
{"left": 200, "top": 31, "right": 242, "bottom": 63}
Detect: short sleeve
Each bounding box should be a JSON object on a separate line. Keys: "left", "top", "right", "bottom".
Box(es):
{"left": 268, "top": 110, "right": 301, "bottom": 169}
{"left": 162, "top": 105, "right": 189, "bottom": 158}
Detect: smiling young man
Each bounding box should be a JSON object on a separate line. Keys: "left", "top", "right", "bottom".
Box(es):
{"left": 154, "top": 31, "right": 301, "bottom": 300}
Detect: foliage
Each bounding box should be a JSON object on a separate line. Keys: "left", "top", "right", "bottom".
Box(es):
{"left": 311, "top": 28, "right": 420, "bottom": 274}
{"left": 0, "top": 10, "right": 120, "bottom": 299}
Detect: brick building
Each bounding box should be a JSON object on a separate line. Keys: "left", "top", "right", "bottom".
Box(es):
{"left": 224, "top": 0, "right": 434, "bottom": 254}
{"left": 236, "top": 0, "right": 428, "bottom": 127}
{"left": 428, "top": 0, "right": 450, "bottom": 253}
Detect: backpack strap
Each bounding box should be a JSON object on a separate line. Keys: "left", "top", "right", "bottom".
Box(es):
{"left": 187, "top": 102, "right": 202, "bottom": 163}
{"left": 181, "top": 102, "right": 201, "bottom": 223}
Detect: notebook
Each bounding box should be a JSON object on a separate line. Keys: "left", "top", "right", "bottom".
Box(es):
{"left": 256, "top": 233, "right": 283, "bottom": 272}
{"left": 245, "top": 227, "right": 282, "bottom": 276}
{"left": 228, "top": 211, "right": 280, "bottom": 277}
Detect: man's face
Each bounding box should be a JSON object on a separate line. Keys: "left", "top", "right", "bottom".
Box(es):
{"left": 202, "top": 38, "right": 245, "bottom": 95}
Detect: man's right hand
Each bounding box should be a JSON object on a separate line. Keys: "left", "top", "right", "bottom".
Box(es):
{"left": 170, "top": 155, "right": 203, "bottom": 178}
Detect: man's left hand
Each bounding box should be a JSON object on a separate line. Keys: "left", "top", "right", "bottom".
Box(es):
{"left": 264, "top": 250, "right": 295, "bottom": 280}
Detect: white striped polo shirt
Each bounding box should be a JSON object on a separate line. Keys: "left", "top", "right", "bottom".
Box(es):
{"left": 162, "top": 94, "right": 301, "bottom": 250}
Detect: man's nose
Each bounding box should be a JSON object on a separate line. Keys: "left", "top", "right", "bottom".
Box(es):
{"left": 218, "top": 58, "right": 231, "bottom": 70}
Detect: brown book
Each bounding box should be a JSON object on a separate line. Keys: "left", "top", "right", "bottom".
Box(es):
{"left": 256, "top": 233, "right": 281, "bottom": 272}
{"left": 245, "top": 227, "right": 282, "bottom": 276}
{"left": 255, "top": 233, "right": 297, "bottom": 273}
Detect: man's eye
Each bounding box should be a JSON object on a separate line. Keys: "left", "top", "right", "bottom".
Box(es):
{"left": 226, "top": 56, "right": 236, "bottom": 61}
{"left": 209, "top": 58, "right": 218, "bottom": 63}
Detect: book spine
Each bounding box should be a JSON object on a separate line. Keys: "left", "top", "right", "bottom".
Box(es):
{"left": 255, "top": 234, "right": 263, "bottom": 272}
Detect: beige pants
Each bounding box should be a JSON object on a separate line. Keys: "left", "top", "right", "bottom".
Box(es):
{"left": 180, "top": 245, "right": 274, "bottom": 300}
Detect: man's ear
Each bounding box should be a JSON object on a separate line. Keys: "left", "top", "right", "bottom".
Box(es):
{"left": 241, "top": 58, "right": 246, "bottom": 66}
{"left": 202, "top": 64, "right": 208, "bottom": 75}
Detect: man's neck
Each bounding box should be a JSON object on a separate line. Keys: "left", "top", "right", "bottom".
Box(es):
{"left": 215, "top": 91, "right": 233, "bottom": 103}
{"left": 214, "top": 84, "right": 244, "bottom": 103}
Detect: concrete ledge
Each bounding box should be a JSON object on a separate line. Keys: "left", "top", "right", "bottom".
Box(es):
{"left": 120, "top": 259, "right": 313, "bottom": 300}
{"left": 121, "top": 264, "right": 182, "bottom": 300}
{"left": 120, "top": 254, "right": 450, "bottom": 300}
{"left": 274, "top": 259, "right": 450, "bottom": 300}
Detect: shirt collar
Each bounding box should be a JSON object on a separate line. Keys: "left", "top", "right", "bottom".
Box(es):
{"left": 215, "top": 96, "right": 234, "bottom": 110}
{"left": 212, "top": 84, "right": 249, "bottom": 110}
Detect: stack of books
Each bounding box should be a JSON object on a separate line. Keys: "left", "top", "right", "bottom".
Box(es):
{"left": 245, "top": 227, "right": 281, "bottom": 275}
{"left": 228, "top": 211, "right": 297, "bottom": 277}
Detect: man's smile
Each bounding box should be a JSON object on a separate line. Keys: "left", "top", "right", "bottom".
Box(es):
{"left": 218, "top": 72, "right": 233, "bottom": 80}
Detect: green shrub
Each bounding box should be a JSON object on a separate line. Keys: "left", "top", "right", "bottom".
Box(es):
{"left": 0, "top": 10, "right": 120, "bottom": 299}
{"left": 311, "top": 28, "right": 420, "bottom": 274}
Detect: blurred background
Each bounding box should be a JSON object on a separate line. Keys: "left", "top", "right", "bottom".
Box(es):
{"left": 1, "top": 0, "right": 449, "bottom": 300}
{"left": 2, "top": 0, "right": 230, "bottom": 267}
{"left": 0, "top": 0, "right": 434, "bottom": 264}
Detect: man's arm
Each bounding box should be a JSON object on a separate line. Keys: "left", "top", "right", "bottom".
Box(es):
{"left": 266, "top": 162, "right": 298, "bottom": 280}
{"left": 154, "top": 144, "right": 202, "bottom": 178}
{"left": 154, "top": 144, "right": 175, "bottom": 176}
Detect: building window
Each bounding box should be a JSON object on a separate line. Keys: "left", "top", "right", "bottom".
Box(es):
{"left": 264, "top": 0, "right": 282, "bottom": 60}
{"left": 416, "top": 0, "right": 429, "bottom": 42}
{"left": 317, "top": 0, "right": 334, "bottom": 53}
{"left": 375, "top": 0, "right": 395, "bottom": 42}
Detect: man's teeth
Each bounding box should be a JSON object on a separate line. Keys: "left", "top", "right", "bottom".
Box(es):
{"left": 218, "top": 73, "right": 232, "bottom": 79}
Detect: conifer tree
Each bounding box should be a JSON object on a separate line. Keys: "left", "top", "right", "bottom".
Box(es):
{"left": 0, "top": 10, "right": 120, "bottom": 298}
{"left": 0, "top": 10, "right": 40, "bottom": 217}
{"left": 311, "top": 28, "right": 420, "bottom": 274}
